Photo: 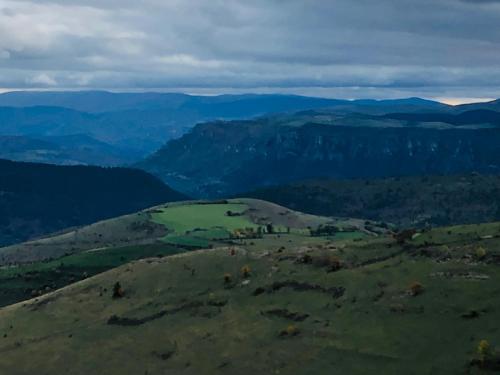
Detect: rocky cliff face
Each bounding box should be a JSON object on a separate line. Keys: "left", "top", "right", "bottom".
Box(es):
{"left": 140, "top": 120, "right": 500, "bottom": 197}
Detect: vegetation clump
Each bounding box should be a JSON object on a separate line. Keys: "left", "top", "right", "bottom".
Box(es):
{"left": 311, "top": 255, "right": 343, "bottom": 272}
{"left": 478, "top": 340, "right": 491, "bottom": 364}
{"left": 241, "top": 266, "right": 251, "bottom": 278}
{"left": 279, "top": 325, "right": 300, "bottom": 337}
{"left": 476, "top": 246, "right": 487, "bottom": 260}
{"left": 408, "top": 281, "right": 424, "bottom": 296}
{"left": 395, "top": 229, "right": 417, "bottom": 244}
{"left": 112, "top": 282, "right": 124, "bottom": 299}
{"left": 470, "top": 340, "right": 500, "bottom": 371}
{"left": 223, "top": 273, "right": 232, "bottom": 284}
{"left": 310, "top": 224, "right": 339, "bottom": 237}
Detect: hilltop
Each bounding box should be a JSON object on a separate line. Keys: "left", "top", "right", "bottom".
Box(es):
{"left": 0, "top": 198, "right": 381, "bottom": 307}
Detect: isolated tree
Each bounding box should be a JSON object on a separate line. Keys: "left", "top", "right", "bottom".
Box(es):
{"left": 241, "top": 265, "right": 251, "bottom": 278}
{"left": 266, "top": 223, "right": 274, "bottom": 234}
{"left": 478, "top": 340, "right": 491, "bottom": 364}
{"left": 112, "top": 282, "right": 124, "bottom": 299}
{"left": 476, "top": 246, "right": 487, "bottom": 260}
{"left": 408, "top": 281, "right": 424, "bottom": 296}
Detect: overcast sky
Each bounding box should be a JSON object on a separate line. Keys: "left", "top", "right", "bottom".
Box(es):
{"left": 1, "top": 0, "right": 500, "bottom": 102}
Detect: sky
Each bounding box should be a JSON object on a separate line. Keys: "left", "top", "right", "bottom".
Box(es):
{"left": 1, "top": 0, "right": 500, "bottom": 103}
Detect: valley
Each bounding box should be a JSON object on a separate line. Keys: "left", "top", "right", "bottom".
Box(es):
{"left": 2, "top": 0, "right": 500, "bottom": 372}
{"left": 1, "top": 92, "right": 500, "bottom": 374}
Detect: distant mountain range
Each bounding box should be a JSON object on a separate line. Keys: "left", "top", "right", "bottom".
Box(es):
{"left": 2, "top": 91, "right": 500, "bottom": 187}
{"left": 0, "top": 91, "right": 446, "bottom": 113}
{"left": 0, "top": 91, "right": 457, "bottom": 165}
{"left": 0, "top": 134, "right": 137, "bottom": 166}
{"left": 138, "top": 109, "right": 500, "bottom": 197}
{"left": 0, "top": 159, "right": 186, "bottom": 247}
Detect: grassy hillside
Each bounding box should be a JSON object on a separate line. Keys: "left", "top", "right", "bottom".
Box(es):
{"left": 0, "top": 220, "right": 499, "bottom": 374}
{"left": 0, "top": 199, "right": 373, "bottom": 307}
{"left": 244, "top": 174, "right": 500, "bottom": 228}
{"left": 0, "top": 159, "right": 187, "bottom": 246}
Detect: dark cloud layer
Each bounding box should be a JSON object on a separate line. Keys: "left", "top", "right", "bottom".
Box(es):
{"left": 0, "top": 0, "right": 499, "bottom": 100}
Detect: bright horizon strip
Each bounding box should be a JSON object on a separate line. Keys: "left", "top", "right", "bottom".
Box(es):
{"left": 434, "top": 97, "right": 496, "bottom": 106}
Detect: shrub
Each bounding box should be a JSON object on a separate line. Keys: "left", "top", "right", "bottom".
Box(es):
{"left": 408, "top": 281, "right": 424, "bottom": 296}
{"left": 478, "top": 340, "right": 491, "bottom": 363}
{"left": 327, "top": 256, "right": 342, "bottom": 272}
{"left": 394, "top": 229, "right": 417, "bottom": 244}
{"left": 241, "top": 265, "right": 251, "bottom": 278}
{"left": 310, "top": 224, "right": 339, "bottom": 237}
{"left": 280, "top": 325, "right": 300, "bottom": 337}
{"left": 312, "top": 255, "right": 343, "bottom": 272}
{"left": 266, "top": 223, "right": 274, "bottom": 234}
{"left": 112, "top": 282, "right": 124, "bottom": 299}
{"left": 476, "top": 247, "right": 487, "bottom": 260}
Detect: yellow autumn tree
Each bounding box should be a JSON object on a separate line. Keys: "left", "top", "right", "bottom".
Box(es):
{"left": 478, "top": 340, "right": 491, "bottom": 363}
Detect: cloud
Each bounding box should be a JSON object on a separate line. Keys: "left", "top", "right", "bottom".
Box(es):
{"left": 27, "top": 73, "right": 57, "bottom": 86}
{"left": 0, "top": 0, "right": 499, "bottom": 99}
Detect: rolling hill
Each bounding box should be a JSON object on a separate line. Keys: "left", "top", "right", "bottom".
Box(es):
{"left": 0, "top": 218, "right": 498, "bottom": 374}
{"left": 0, "top": 198, "right": 379, "bottom": 307}
{"left": 0, "top": 159, "right": 187, "bottom": 246}
{"left": 244, "top": 174, "right": 500, "bottom": 228}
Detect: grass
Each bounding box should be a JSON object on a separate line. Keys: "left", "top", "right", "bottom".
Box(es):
{"left": 0, "top": 200, "right": 346, "bottom": 308}
{"left": 151, "top": 203, "right": 257, "bottom": 236}
{"left": 0, "top": 221, "right": 499, "bottom": 374}
{"left": 151, "top": 202, "right": 262, "bottom": 247}
{"left": 0, "top": 244, "right": 184, "bottom": 307}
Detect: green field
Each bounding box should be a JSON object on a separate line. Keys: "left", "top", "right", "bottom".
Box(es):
{"left": 151, "top": 203, "right": 258, "bottom": 244}
{"left": 151, "top": 203, "right": 255, "bottom": 233}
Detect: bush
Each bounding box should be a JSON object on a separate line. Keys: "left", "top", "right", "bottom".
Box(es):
{"left": 312, "top": 255, "right": 343, "bottom": 272}
{"left": 394, "top": 229, "right": 417, "bottom": 244}
{"left": 310, "top": 224, "right": 339, "bottom": 237}
{"left": 241, "top": 265, "right": 251, "bottom": 278}
{"left": 408, "top": 281, "right": 424, "bottom": 296}
{"left": 478, "top": 340, "right": 491, "bottom": 363}
{"left": 280, "top": 325, "right": 300, "bottom": 337}
{"left": 112, "top": 282, "right": 124, "bottom": 299}
{"left": 476, "top": 247, "right": 487, "bottom": 260}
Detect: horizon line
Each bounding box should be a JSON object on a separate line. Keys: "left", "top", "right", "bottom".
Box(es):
{"left": 0, "top": 88, "right": 496, "bottom": 106}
